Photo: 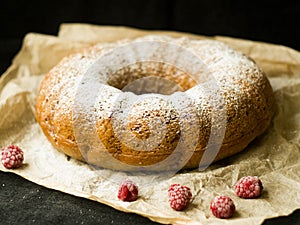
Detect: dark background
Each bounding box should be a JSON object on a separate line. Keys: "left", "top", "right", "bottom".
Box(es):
{"left": 1, "top": 0, "right": 300, "bottom": 75}
{"left": 0, "top": 0, "right": 299, "bottom": 224}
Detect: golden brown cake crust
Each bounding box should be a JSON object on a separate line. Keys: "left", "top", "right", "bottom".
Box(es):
{"left": 35, "top": 35, "right": 275, "bottom": 171}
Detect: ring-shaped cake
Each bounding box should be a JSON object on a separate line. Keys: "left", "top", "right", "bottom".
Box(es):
{"left": 35, "top": 35, "right": 275, "bottom": 171}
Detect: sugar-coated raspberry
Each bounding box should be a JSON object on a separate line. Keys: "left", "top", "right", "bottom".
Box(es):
{"left": 234, "top": 176, "right": 263, "bottom": 199}
{"left": 168, "top": 184, "right": 192, "bottom": 211}
{"left": 117, "top": 180, "right": 138, "bottom": 202}
{"left": 1, "top": 145, "right": 24, "bottom": 169}
{"left": 210, "top": 195, "right": 235, "bottom": 219}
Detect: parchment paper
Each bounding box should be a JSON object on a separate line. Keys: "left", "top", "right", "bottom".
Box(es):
{"left": 1, "top": 23, "right": 300, "bottom": 225}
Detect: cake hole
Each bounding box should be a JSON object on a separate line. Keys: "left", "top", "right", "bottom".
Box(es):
{"left": 122, "top": 76, "right": 184, "bottom": 95}
{"left": 107, "top": 61, "right": 198, "bottom": 95}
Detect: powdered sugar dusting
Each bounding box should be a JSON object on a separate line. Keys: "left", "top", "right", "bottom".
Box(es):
{"left": 35, "top": 35, "right": 275, "bottom": 171}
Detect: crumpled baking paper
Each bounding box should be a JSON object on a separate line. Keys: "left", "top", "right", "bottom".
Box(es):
{"left": 0, "top": 23, "right": 300, "bottom": 225}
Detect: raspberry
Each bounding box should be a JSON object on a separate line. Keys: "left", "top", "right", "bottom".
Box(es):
{"left": 234, "top": 176, "right": 263, "bottom": 198}
{"left": 117, "top": 180, "right": 138, "bottom": 202}
{"left": 168, "top": 184, "right": 192, "bottom": 211}
{"left": 210, "top": 195, "right": 235, "bottom": 219}
{"left": 1, "top": 145, "right": 24, "bottom": 169}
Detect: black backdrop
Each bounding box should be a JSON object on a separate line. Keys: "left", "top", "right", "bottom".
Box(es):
{"left": 0, "top": 0, "right": 300, "bottom": 224}
{"left": 1, "top": 0, "right": 300, "bottom": 74}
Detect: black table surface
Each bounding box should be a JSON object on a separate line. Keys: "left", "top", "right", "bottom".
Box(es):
{"left": 1, "top": 1, "right": 300, "bottom": 224}
{"left": 0, "top": 171, "right": 296, "bottom": 225}
{"left": 1, "top": 39, "right": 300, "bottom": 225}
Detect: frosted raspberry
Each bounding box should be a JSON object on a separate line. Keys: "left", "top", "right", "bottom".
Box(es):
{"left": 234, "top": 176, "right": 263, "bottom": 198}
{"left": 210, "top": 195, "right": 235, "bottom": 218}
{"left": 1, "top": 145, "right": 24, "bottom": 169}
{"left": 117, "top": 180, "right": 138, "bottom": 202}
{"left": 168, "top": 184, "right": 192, "bottom": 211}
